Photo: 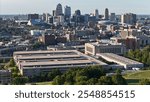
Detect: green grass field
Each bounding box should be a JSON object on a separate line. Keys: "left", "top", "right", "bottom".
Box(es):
{"left": 124, "top": 70, "right": 150, "bottom": 85}
{"left": 34, "top": 81, "right": 52, "bottom": 85}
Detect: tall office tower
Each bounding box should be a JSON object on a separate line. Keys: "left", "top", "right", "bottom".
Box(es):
{"left": 45, "top": 13, "right": 51, "bottom": 23}
{"left": 75, "top": 10, "right": 81, "bottom": 16}
{"left": 94, "top": 9, "right": 99, "bottom": 20}
{"left": 42, "top": 13, "right": 46, "bottom": 21}
{"left": 121, "top": 13, "right": 137, "bottom": 25}
{"left": 110, "top": 13, "right": 116, "bottom": 21}
{"left": 56, "top": 3, "right": 63, "bottom": 16}
{"left": 28, "top": 14, "right": 39, "bottom": 20}
{"left": 64, "top": 5, "right": 71, "bottom": 17}
{"left": 52, "top": 10, "right": 56, "bottom": 16}
{"left": 84, "top": 14, "right": 89, "bottom": 23}
{"left": 104, "top": 8, "right": 109, "bottom": 20}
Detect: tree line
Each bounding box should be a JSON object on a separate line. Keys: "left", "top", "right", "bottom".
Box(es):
{"left": 126, "top": 46, "right": 150, "bottom": 66}
{"left": 52, "top": 66, "right": 127, "bottom": 85}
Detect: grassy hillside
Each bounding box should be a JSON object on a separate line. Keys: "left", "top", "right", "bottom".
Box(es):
{"left": 124, "top": 70, "right": 150, "bottom": 85}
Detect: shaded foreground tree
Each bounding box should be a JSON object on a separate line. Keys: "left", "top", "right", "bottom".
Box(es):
{"left": 52, "top": 66, "right": 127, "bottom": 85}
{"left": 139, "top": 79, "right": 150, "bottom": 85}
{"left": 12, "top": 77, "right": 29, "bottom": 85}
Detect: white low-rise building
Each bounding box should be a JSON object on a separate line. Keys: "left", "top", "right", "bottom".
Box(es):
{"left": 85, "top": 41, "right": 126, "bottom": 55}
{"left": 96, "top": 53, "right": 144, "bottom": 69}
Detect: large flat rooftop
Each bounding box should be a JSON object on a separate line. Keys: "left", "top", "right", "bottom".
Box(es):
{"left": 87, "top": 42, "right": 123, "bottom": 47}
{"left": 14, "top": 50, "right": 107, "bottom": 70}
{"left": 96, "top": 53, "right": 143, "bottom": 66}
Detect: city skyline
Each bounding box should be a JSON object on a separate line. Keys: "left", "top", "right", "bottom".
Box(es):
{"left": 0, "top": 0, "right": 150, "bottom": 15}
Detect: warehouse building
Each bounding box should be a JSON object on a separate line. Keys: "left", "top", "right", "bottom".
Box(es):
{"left": 96, "top": 53, "right": 144, "bottom": 69}
{"left": 13, "top": 50, "right": 107, "bottom": 77}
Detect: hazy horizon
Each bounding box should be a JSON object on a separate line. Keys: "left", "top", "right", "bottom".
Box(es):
{"left": 0, "top": 0, "right": 150, "bottom": 15}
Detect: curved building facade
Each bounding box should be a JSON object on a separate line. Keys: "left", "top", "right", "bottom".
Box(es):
{"left": 105, "top": 8, "right": 109, "bottom": 20}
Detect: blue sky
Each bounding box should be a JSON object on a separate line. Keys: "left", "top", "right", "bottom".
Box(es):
{"left": 0, "top": 0, "right": 150, "bottom": 15}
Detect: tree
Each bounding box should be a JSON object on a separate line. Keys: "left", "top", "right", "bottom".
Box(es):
{"left": 52, "top": 75, "right": 65, "bottom": 85}
{"left": 48, "top": 69, "right": 62, "bottom": 81}
{"left": 139, "top": 79, "right": 150, "bottom": 85}
{"left": 116, "top": 68, "right": 122, "bottom": 75}
{"left": 9, "top": 58, "right": 15, "bottom": 67}
{"left": 12, "top": 77, "right": 29, "bottom": 85}
{"left": 64, "top": 74, "right": 75, "bottom": 85}
{"left": 87, "top": 78, "right": 98, "bottom": 85}
{"left": 127, "top": 50, "right": 135, "bottom": 59}
{"left": 33, "top": 42, "right": 45, "bottom": 49}
{"left": 77, "top": 66, "right": 105, "bottom": 79}
{"left": 111, "top": 74, "right": 127, "bottom": 85}
{"left": 97, "top": 76, "right": 113, "bottom": 85}
{"left": 76, "top": 76, "right": 87, "bottom": 82}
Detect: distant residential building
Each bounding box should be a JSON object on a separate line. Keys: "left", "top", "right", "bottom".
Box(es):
{"left": 121, "top": 29, "right": 150, "bottom": 46}
{"left": 0, "top": 70, "right": 11, "bottom": 85}
{"left": 27, "top": 19, "right": 43, "bottom": 26}
{"left": 121, "top": 13, "right": 136, "bottom": 25}
{"left": 15, "top": 20, "right": 28, "bottom": 25}
{"left": 85, "top": 41, "right": 126, "bottom": 55}
{"left": 111, "top": 36, "right": 140, "bottom": 50}
{"left": 28, "top": 14, "right": 39, "bottom": 20}
{"left": 104, "top": 8, "right": 109, "bottom": 20}
{"left": 30, "top": 30, "right": 45, "bottom": 36}
{"left": 56, "top": 36, "right": 67, "bottom": 43}
{"left": 56, "top": 3, "right": 63, "bottom": 16}
{"left": 66, "top": 33, "right": 77, "bottom": 42}
{"left": 39, "top": 34, "right": 56, "bottom": 45}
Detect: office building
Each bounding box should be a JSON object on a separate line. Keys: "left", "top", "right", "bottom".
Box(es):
{"left": 38, "top": 34, "right": 56, "bottom": 45}
{"left": 121, "top": 13, "right": 136, "bottom": 25}
{"left": 28, "top": 14, "right": 39, "bottom": 20}
{"left": 94, "top": 9, "right": 99, "bottom": 20}
{"left": 45, "top": 13, "right": 51, "bottom": 23}
{"left": 75, "top": 10, "right": 81, "bottom": 16}
{"left": 110, "top": 13, "right": 116, "bottom": 21}
{"left": 13, "top": 50, "right": 107, "bottom": 77}
{"left": 105, "top": 8, "right": 109, "bottom": 20}
{"left": 42, "top": 13, "right": 46, "bottom": 21}
{"left": 111, "top": 29, "right": 150, "bottom": 49}
{"left": 85, "top": 42, "right": 126, "bottom": 55}
{"left": 56, "top": 3, "right": 63, "bottom": 16}
{"left": 64, "top": 5, "right": 71, "bottom": 17}
{"left": 52, "top": 10, "right": 56, "bottom": 16}
{"left": 111, "top": 36, "right": 140, "bottom": 50}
